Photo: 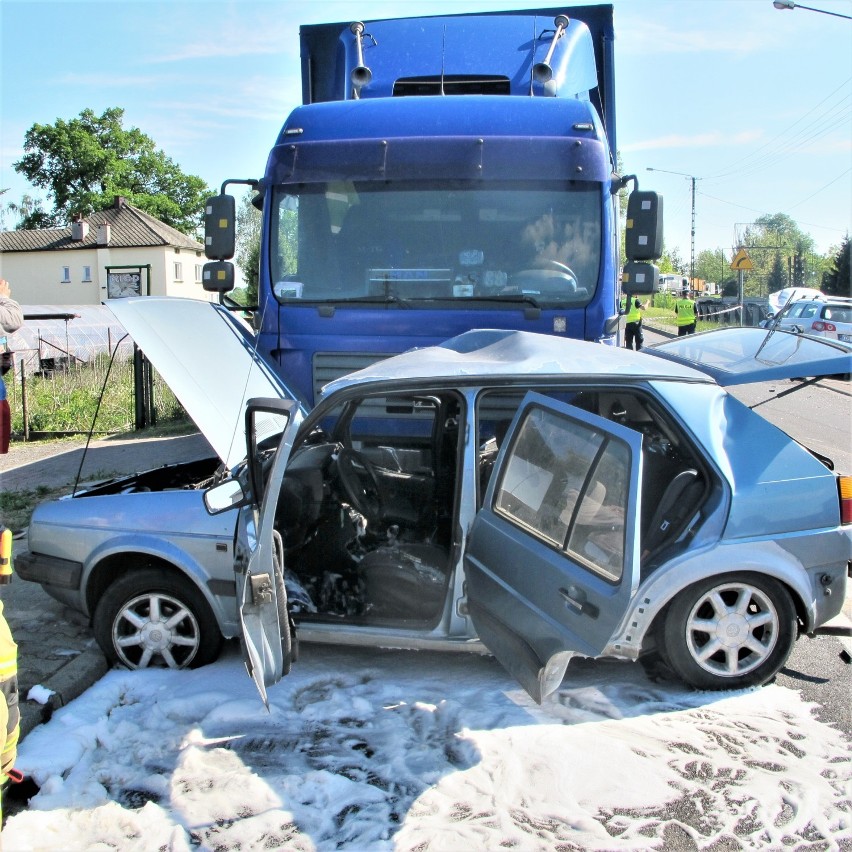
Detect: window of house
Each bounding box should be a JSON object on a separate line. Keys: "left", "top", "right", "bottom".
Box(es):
{"left": 61, "top": 266, "right": 71, "bottom": 283}
{"left": 82, "top": 266, "right": 92, "bottom": 282}
{"left": 195, "top": 264, "right": 203, "bottom": 283}
{"left": 174, "top": 262, "right": 183, "bottom": 282}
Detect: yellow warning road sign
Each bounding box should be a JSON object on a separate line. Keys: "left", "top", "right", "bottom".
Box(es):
{"left": 731, "top": 248, "right": 753, "bottom": 271}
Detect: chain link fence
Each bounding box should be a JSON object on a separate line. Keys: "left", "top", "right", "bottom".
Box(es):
{"left": 5, "top": 335, "right": 186, "bottom": 440}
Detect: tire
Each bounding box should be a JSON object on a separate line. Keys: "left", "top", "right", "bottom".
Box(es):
{"left": 94, "top": 568, "right": 223, "bottom": 670}
{"left": 660, "top": 573, "right": 796, "bottom": 690}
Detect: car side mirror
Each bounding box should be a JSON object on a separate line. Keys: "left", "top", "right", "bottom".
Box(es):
{"left": 203, "top": 479, "right": 248, "bottom": 514}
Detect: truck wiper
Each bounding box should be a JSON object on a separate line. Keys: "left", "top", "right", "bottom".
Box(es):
{"left": 460, "top": 294, "right": 542, "bottom": 309}
{"left": 338, "top": 295, "right": 415, "bottom": 309}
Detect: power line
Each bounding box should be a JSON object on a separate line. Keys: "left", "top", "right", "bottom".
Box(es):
{"left": 704, "top": 77, "right": 851, "bottom": 181}
{"left": 698, "top": 187, "right": 851, "bottom": 237}
{"left": 782, "top": 167, "right": 852, "bottom": 211}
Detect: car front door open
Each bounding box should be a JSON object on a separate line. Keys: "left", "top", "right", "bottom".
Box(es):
{"left": 235, "top": 398, "right": 301, "bottom": 706}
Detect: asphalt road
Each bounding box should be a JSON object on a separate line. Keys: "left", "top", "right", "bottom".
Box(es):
{"left": 646, "top": 325, "right": 852, "bottom": 735}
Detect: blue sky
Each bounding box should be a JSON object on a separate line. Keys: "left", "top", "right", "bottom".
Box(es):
{"left": 1, "top": 0, "right": 850, "bottom": 260}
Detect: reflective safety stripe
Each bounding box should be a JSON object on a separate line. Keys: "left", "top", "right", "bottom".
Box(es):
{"left": 625, "top": 300, "right": 642, "bottom": 323}
{"left": 675, "top": 298, "right": 695, "bottom": 325}
{"left": 0, "top": 597, "right": 18, "bottom": 789}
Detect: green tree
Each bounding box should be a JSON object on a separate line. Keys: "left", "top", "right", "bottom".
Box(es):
{"left": 738, "top": 213, "right": 819, "bottom": 296}
{"left": 822, "top": 236, "right": 851, "bottom": 297}
{"left": 13, "top": 107, "right": 209, "bottom": 235}
{"left": 766, "top": 253, "right": 787, "bottom": 293}
{"left": 235, "top": 189, "right": 262, "bottom": 305}
{"left": 693, "top": 248, "right": 730, "bottom": 289}
{"left": 658, "top": 247, "right": 686, "bottom": 275}
{"left": 1, "top": 194, "right": 51, "bottom": 230}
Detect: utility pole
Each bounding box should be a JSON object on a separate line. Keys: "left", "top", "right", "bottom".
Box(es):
{"left": 647, "top": 167, "right": 700, "bottom": 291}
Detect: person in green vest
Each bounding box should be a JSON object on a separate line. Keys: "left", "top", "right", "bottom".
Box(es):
{"left": 621, "top": 295, "right": 649, "bottom": 350}
{"left": 674, "top": 288, "right": 696, "bottom": 336}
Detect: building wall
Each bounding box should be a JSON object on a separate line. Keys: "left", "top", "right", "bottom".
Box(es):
{"left": 0, "top": 245, "right": 214, "bottom": 305}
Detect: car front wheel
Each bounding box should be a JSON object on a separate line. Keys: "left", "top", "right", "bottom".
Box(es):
{"left": 94, "top": 569, "right": 222, "bottom": 670}
{"left": 661, "top": 573, "right": 796, "bottom": 690}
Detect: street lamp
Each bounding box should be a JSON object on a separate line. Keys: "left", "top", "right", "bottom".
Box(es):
{"left": 646, "top": 167, "right": 701, "bottom": 292}
{"left": 772, "top": 0, "right": 852, "bottom": 19}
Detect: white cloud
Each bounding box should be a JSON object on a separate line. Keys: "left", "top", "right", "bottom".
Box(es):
{"left": 56, "top": 73, "right": 166, "bottom": 88}
{"left": 622, "top": 130, "right": 764, "bottom": 152}
{"left": 616, "top": 7, "right": 779, "bottom": 56}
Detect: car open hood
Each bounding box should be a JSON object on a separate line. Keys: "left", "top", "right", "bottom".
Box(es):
{"left": 107, "top": 298, "right": 306, "bottom": 469}
{"left": 646, "top": 326, "right": 852, "bottom": 387}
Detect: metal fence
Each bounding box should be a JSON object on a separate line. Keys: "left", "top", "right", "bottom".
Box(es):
{"left": 5, "top": 336, "right": 186, "bottom": 440}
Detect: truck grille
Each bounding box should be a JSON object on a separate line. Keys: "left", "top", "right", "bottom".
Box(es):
{"left": 312, "top": 352, "right": 389, "bottom": 401}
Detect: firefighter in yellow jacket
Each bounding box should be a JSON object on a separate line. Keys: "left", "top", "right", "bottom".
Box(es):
{"left": 0, "top": 526, "right": 19, "bottom": 825}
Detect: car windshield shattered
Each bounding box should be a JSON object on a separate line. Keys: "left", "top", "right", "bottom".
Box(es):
{"left": 270, "top": 180, "right": 602, "bottom": 307}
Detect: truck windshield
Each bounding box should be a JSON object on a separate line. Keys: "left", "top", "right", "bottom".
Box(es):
{"left": 270, "top": 181, "right": 601, "bottom": 307}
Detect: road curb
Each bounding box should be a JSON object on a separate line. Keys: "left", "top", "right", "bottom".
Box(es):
{"left": 19, "top": 648, "right": 109, "bottom": 740}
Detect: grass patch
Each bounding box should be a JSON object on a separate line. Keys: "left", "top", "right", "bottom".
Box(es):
{"left": 7, "top": 355, "right": 188, "bottom": 435}
{"left": 0, "top": 484, "right": 72, "bottom": 533}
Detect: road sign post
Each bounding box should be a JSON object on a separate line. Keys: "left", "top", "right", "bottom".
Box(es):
{"left": 730, "top": 249, "right": 753, "bottom": 328}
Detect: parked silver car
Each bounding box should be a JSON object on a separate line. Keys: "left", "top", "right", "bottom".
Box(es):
{"left": 764, "top": 296, "right": 852, "bottom": 343}
{"left": 16, "top": 299, "right": 852, "bottom": 703}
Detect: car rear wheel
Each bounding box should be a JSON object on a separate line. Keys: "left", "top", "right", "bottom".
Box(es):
{"left": 661, "top": 573, "right": 796, "bottom": 690}
{"left": 94, "top": 569, "right": 222, "bottom": 670}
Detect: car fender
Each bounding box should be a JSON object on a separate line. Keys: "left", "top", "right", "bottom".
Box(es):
{"left": 82, "top": 533, "right": 238, "bottom": 637}
{"left": 604, "top": 539, "right": 832, "bottom": 658}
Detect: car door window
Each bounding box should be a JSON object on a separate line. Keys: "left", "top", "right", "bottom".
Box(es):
{"left": 493, "top": 406, "right": 629, "bottom": 582}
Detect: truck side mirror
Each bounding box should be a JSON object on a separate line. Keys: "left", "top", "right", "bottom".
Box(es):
{"left": 204, "top": 194, "right": 236, "bottom": 260}
{"left": 625, "top": 191, "right": 663, "bottom": 261}
{"left": 622, "top": 262, "right": 660, "bottom": 295}
{"left": 202, "top": 261, "right": 235, "bottom": 293}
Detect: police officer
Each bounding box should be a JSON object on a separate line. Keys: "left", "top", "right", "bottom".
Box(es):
{"left": 674, "top": 288, "right": 696, "bottom": 336}
{"left": 622, "top": 295, "right": 648, "bottom": 350}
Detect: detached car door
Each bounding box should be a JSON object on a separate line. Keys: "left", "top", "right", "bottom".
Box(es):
{"left": 464, "top": 392, "right": 643, "bottom": 703}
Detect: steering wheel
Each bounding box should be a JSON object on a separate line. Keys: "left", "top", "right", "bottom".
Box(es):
{"left": 535, "top": 259, "right": 577, "bottom": 276}
{"left": 512, "top": 259, "right": 579, "bottom": 291}
{"left": 336, "top": 447, "right": 384, "bottom": 524}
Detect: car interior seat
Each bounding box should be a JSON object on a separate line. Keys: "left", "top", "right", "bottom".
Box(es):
{"left": 642, "top": 468, "right": 703, "bottom": 559}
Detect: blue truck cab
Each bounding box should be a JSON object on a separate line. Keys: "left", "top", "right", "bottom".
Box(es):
{"left": 203, "top": 6, "right": 662, "bottom": 405}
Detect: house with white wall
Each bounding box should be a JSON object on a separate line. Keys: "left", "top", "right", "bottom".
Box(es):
{"left": 0, "top": 197, "right": 212, "bottom": 304}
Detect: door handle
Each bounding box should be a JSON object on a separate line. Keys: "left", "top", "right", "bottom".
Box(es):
{"left": 559, "top": 585, "right": 599, "bottom": 619}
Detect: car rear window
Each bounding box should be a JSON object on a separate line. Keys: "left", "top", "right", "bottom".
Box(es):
{"left": 823, "top": 306, "right": 851, "bottom": 323}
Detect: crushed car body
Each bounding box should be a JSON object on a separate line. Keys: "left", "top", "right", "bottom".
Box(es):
{"left": 16, "top": 298, "right": 852, "bottom": 702}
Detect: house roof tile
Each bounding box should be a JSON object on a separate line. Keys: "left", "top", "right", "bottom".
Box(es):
{"left": 0, "top": 199, "right": 204, "bottom": 253}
